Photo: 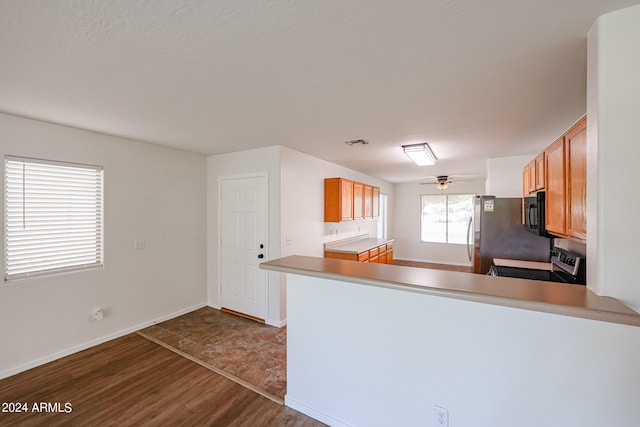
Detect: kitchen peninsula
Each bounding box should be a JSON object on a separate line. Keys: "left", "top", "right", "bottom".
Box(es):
{"left": 261, "top": 256, "right": 640, "bottom": 427}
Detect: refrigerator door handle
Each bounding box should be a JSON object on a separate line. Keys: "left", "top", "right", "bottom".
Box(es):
{"left": 466, "top": 216, "right": 473, "bottom": 262}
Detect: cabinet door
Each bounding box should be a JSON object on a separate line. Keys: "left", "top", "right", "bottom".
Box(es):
{"left": 522, "top": 161, "right": 535, "bottom": 195}
{"left": 353, "top": 182, "right": 364, "bottom": 220}
{"left": 535, "top": 153, "right": 545, "bottom": 190}
{"left": 372, "top": 187, "right": 380, "bottom": 218}
{"left": 324, "top": 178, "right": 354, "bottom": 222}
{"left": 565, "top": 118, "right": 587, "bottom": 240}
{"left": 528, "top": 162, "right": 536, "bottom": 193}
{"left": 545, "top": 137, "right": 566, "bottom": 236}
{"left": 522, "top": 167, "right": 530, "bottom": 197}
{"left": 364, "top": 185, "right": 373, "bottom": 218}
{"left": 377, "top": 244, "right": 387, "bottom": 264}
{"left": 340, "top": 179, "right": 354, "bottom": 221}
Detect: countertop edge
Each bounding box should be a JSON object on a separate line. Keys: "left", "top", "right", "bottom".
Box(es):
{"left": 261, "top": 256, "right": 640, "bottom": 328}
{"left": 323, "top": 237, "right": 394, "bottom": 254}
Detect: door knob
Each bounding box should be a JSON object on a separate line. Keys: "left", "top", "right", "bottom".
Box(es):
{"left": 258, "top": 254, "right": 264, "bottom": 259}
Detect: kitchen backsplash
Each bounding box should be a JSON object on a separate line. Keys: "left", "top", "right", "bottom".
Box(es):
{"left": 554, "top": 238, "right": 586, "bottom": 256}
{"left": 323, "top": 218, "right": 379, "bottom": 244}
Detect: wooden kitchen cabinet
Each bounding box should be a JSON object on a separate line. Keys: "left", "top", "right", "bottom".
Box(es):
{"left": 522, "top": 163, "right": 531, "bottom": 196}
{"left": 325, "top": 178, "right": 381, "bottom": 222}
{"left": 324, "top": 178, "right": 354, "bottom": 222}
{"left": 545, "top": 136, "right": 566, "bottom": 236}
{"left": 522, "top": 154, "right": 545, "bottom": 196}
{"left": 385, "top": 243, "right": 393, "bottom": 264}
{"left": 522, "top": 161, "right": 535, "bottom": 195}
{"left": 373, "top": 187, "right": 380, "bottom": 218}
{"left": 364, "top": 185, "right": 373, "bottom": 218}
{"left": 324, "top": 239, "right": 394, "bottom": 264}
{"left": 353, "top": 182, "right": 364, "bottom": 220}
{"left": 564, "top": 117, "right": 587, "bottom": 240}
{"left": 544, "top": 117, "right": 587, "bottom": 241}
{"left": 535, "top": 153, "right": 545, "bottom": 191}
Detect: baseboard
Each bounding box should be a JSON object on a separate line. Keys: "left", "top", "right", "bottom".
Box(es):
{"left": 285, "top": 396, "right": 352, "bottom": 427}
{"left": 266, "top": 318, "right": 287, "bottom": 328}
{"left": 0, "top": 302, "right": 206, "bottom": 381}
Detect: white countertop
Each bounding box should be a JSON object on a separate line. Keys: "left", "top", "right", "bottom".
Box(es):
{"left": 324, "top": 237, "right": 394, "bottom": 254}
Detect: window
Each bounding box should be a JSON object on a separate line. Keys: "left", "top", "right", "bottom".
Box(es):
{"left": 4, "top": 156, "right": 103, "bottom": 281}
{"left": 377, "top": 193, "right": 388, "bottom": 239}
{"left": 421, "top": 194, "right": 474, "bottom": 244}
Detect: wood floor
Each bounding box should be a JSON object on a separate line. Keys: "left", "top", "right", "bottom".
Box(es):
{"left": 0, "top": 334, "right": 324, "bottom": 427}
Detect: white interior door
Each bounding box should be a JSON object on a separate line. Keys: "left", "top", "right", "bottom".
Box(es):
{"left": 220, "top": 176, "right": 268, "bottom": 320}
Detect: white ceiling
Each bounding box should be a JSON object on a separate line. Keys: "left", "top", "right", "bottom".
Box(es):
{"left": 1, "top": 0, "right": 638, "bottom": 183}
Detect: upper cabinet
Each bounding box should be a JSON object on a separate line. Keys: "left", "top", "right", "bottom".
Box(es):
{"left": 372, "top": 187, "right": 380, "bottom": 218}
{"left": 324, "top": 178, "right": 354, "bottom": 222}
{"left": 522, "top": 116, "right": 587, "bottom": 242}
{"left": 353, "top": 182, "right": 364, "bottom": 220}
{"left": 535, "top": 153, "right": 545, "bottom": 191}
{"left": 522, "top": 154, "right": 545, "bottom": 195}
{"left": 364, "top": 185, "right": 373, "bottom": 218}
{"left": 325, "top": 178, "right": 380, "bottom": 222}
{"left": 564, "top": 117, "right": 587, "bottom": 240}
{"left": 544, "top": 137, "right": 566, "bottom": 236}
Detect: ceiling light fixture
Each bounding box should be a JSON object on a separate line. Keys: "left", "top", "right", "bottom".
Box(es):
{"left": 402, "top": 143, "right": 436, "bottom": 166}
{"left": 437, "top": 182, "right": 449, "bottom": 190}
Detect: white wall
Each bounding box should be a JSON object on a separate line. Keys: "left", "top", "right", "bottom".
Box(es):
{"left": 0, "top": 113, "right": 207, "bottom": 378}
{"left": 393, "top": 179, "right": 485, "bottom": 265}
{"left": 280, "top": 146, "right": 394, "bottom": 258}
{"left": 587, "top": 4, "right": 640, "bottom": 311}
{"left": 486, "top": 155, "right": 532, "bottom": 197}
{"left": 207, "top": 145, "right": 394, "bottom": 325}
{"left": 286, "top": 274, "right": 640, "bottom": 427}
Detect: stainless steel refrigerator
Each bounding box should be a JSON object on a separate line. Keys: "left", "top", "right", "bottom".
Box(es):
{"left": 467, "top": 196, "right": 551, "bottom": 274}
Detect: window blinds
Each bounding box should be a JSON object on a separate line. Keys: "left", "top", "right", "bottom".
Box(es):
{"left": 4, "top": 156, "right": 103, "bottom": 281}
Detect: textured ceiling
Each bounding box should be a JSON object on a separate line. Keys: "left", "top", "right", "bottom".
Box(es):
{"left": 1, "top": 0, "right": 639, "bottom": 182}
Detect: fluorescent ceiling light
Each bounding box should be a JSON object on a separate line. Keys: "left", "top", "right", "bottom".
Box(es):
{"left": 402, "top": 143, "right": 436, "bottom": 166}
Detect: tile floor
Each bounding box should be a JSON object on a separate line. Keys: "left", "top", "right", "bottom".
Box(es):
{"left": 138, "top": 307, "right": 286, "bottom": 403}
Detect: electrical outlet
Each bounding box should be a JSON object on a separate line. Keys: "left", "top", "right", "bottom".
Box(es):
{"left": 134, "top": 240, "right": 146, "bottom": 250}
{"left": 434, "top": 406, "right": 448, "bottom": 427}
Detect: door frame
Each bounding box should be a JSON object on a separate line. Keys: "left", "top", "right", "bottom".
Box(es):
{"left": 217, "top": 172, "right": 269, "bottom": 319}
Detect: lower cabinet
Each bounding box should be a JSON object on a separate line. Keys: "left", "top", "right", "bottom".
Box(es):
{"left": 325, "top": 243, "right": 394, "bottom": 264}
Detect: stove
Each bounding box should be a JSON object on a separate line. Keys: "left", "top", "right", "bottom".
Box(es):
{"left": 489, "top": 247, "right": 585, "bottom": 285}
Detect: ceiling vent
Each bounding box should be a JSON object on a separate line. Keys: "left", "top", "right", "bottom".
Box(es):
{"left": 344, "top": 139, "right": 369, "bottom": 146}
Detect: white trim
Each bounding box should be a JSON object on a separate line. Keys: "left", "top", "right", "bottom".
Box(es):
{"left": 266, "top": 318, "right": 287, "bottom": 328}
{"left": 285, "top": 396, "right": 352, "bottom": 427}
{"left": 0, "top": 302, "right": 206, "bottom": 380}
{"left": 218, "top": 173, "right": 269, "bottom": 321}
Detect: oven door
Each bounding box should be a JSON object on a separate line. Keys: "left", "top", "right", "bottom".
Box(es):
{"left": 523, "top": 191, "right": 546, "bottom": 236}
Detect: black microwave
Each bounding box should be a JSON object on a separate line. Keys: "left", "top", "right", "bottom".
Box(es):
{"left": 523, "top": 191, "right": 547, "bottom": 236}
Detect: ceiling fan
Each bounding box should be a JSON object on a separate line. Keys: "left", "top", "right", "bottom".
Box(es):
{"left": 419, "top": 175, "right": 467, "bottom": 190}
